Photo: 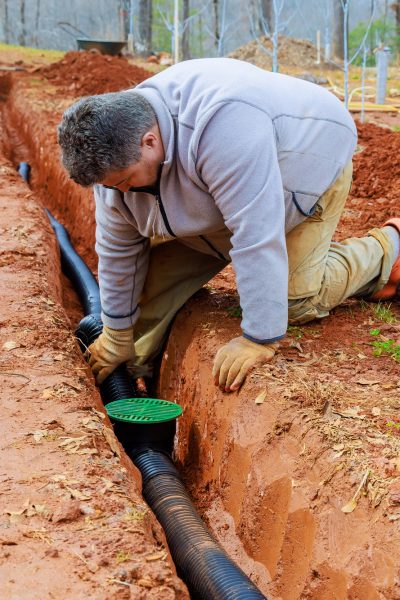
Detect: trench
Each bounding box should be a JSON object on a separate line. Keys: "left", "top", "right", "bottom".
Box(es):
{"left": 0, "top": 70, "right": 396, "bottom": 600}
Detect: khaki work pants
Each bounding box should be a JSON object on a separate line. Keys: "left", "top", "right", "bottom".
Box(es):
{"left": 130, "top": 160, "right": 395, "bottom": 377}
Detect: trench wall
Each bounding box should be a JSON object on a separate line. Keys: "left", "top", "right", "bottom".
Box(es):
{"left": 0, "top": 73, "right": 188, "bottom": 599}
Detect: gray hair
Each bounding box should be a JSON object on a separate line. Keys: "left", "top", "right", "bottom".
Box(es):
{"left": 58, "top": 92, "right": 157, "bottom": 186}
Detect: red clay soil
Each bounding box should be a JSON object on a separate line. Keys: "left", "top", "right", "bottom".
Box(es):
{"left": 38, "top": 51, "right": 152, "bottom": 96}
{"left": 0, "top": 75, "right": 187, "bottom": 598}
{"left": 1, "top": 51, "right": 400, "bottom": 599}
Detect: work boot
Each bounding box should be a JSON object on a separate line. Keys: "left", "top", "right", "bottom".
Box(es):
{"left": 371, "top": 218, "right": 400, "bottom": 301}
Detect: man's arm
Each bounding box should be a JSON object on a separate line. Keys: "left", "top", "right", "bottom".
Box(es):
{"left": 94, "top": 185, "right": 150, "bottom": 329}
{"left": 196, "top": 102, "right": 288, "bottom": 389}
{"left": 87, "top": 186, "right": 150, "bottom": 383}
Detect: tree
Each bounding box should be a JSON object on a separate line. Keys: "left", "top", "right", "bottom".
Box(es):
{"left": 212, "top": 0, "right": 220, "bottom": 52}
{"left": 137, "top": 0, "right": 153, "bottom": 55}
{"left": 247, "top": 0, "right": 292, "bottom": 72}
{"left": 19, "top": 0, "right": 26, "bottom": 46}
{"left": 391, "top": 1, "right": 400, "bottom": 35}
{"left": 182, "top": 0, "right": 190, "bottom": 59}
{"left": 259, "top": 0, "right": 273, "bottom": 34}
{"left": 2, "top": 0, "right": 10, "bottom": 44}
{"left": 333, "top": 0, "right": 345, "bottom": 60}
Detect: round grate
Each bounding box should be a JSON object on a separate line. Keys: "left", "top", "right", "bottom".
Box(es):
{"left": 105, "top": 397, "right": 182, "bottom": 424}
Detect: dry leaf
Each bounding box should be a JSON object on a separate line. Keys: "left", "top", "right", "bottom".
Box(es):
{"left": 387, "top": 513, "right": 400, "bottom": 521}
{"left": 333, "top": 407, "right": 365, "bottom": 420}
{"left": 65, "top": 486, "right": 92, "bottom": 501}
{"left": 341, "top": 470, "right": 369, "bottom": 514}
{"left": 76, "top": 448, "right": 98, "bottom": 455}
{"left": 356, "top": 378, "right": 380, "bottom": 386}
{"left": 32, "top": 430, "right": 48, "bottom": 443}
{"left": 255, "top": 390, "right": 267, "bottom": 405}
{"left": 138, "top": 578, "right": 153, "bottom": 589}
{"left": 92, "top": 409, "right": 106, "bottom": 420}
{"left": 102, "top": 426, "right": 121, "bottom": 457}
{"left": 371, "top": 407, "right": 381, "bottom": 416}
{"left": 341, "top": 497, "right": 358, "bottom": 513}
{"left": 42, "top": 388, "right": 54, "bottom": 400}
{"left": 332, "top": 443, "right": 345, "bottom": 452}
{"left": 59, "top": 436, "right": 87, "bottom": 448}
{"left": 2, "top": 340, "right": 18, "bottom": 351}
{"left": 389, "top": 492, "right": 400, "bottom": 505}
{"left": 146, "top": 551, "right": 166, "bottom": 561}
{"left": 26, "top": 504, "right": 52, "bottom": 520}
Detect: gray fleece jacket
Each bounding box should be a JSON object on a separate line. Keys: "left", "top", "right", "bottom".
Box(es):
{"left": 94, "top": 58, "right": 357, "bottom": 343}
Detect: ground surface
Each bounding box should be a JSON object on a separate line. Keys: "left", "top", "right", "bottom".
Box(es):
{"left": 0, "top": 45, "right": 400, "bottom": 599}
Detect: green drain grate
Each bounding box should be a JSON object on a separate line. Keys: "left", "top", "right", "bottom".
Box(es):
{"left": 105, "top": 397, "right": 183, "bottom": 424}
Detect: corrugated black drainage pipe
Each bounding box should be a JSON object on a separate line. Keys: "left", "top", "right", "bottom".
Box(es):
{"left": 43, "top": 206, "right": 268, "bottom": 599}
{"left": 45, "top": 209, "right": 102, "bottom": 316}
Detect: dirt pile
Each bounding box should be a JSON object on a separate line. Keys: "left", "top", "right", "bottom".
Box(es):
{"left": 229, "top": 35, "right": 319, "bottom": 70}
{"left": 39, "top": 51, "right": 152, "bottom": 95}
{"left": 353, "top": 122, "right": 400, "bottom": 201}
{"left": 337, "top": 121, "right": 400, "bottom": 240}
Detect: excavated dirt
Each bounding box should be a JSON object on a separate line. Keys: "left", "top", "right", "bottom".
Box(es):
{"left": 1, "top": 51, "right": 400, "bottom": 599}
{"left": 0, "top": 66, "right": 187, "bottom": 598}
{"left": 38, "top": 51, "right": 152, "bottom": 96}
{"left": 229, "top": 36, "right": 322, "bottom": 72}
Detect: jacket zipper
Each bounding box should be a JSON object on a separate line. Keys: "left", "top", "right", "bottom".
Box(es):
{"left": 155, "top": 193, "right": 176, "bottom": 238}
{"left": 127, "top": 176, "right": 225, "bottom": 259}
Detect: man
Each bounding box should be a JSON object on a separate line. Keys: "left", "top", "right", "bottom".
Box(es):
{"left": 58, "top": 58, "right": 400, "bottom": 392}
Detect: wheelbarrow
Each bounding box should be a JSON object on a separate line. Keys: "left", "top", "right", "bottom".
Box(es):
{"left": 76, "top": 39, "right": 126, "bottom": 56}
{"left": 58, "top": 22, "right": 126, "bottom": 56}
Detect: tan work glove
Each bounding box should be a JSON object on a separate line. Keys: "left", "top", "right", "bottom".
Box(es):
{"left": 85, "top": 325, "right": 135, "bottom": 385}
{"left": 213, "top": 335, "right": 278, "bottom": 392}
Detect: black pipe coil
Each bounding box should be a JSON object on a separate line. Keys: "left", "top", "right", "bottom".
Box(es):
{"left": 45, "top": 209, "right": 102, "bottom": 316}
{"left": 44, "top": 203, "right": 268, "bottom": 599}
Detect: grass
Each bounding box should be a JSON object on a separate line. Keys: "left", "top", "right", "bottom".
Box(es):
{"left": 0, "top": 42, "right": 64, "bottom": 64}
{"left": 226, "top": 305, "right": 242, "bottom": 318}
{"left": 360, "top": 299, "right": 398, "bottom": 323}
{"left": 115, "top": 550, "right": 130, "bottom": 563}
{"left": 287, "top": 325, "right": 304, "bottom": 339}
{"left": 392, "top": 125, "right": 400, "bottom": 133}
{"left": 372, "top": 338, "right": 400, "bottom": 361}
{"left": 373, "top": 302, "right": 397, "bottom": 324}
{"left": 369, "top": 328, "right": 400, "bottom": 361}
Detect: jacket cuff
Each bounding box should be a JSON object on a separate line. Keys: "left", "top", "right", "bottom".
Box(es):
{"left": 101, "top": 306, "right": 140, "bottom": 330}
{"left": 242, "top": 332, "right": 285, "bottom": 344}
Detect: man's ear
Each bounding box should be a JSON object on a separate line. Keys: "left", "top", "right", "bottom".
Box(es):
{"left": 141, "top": 129, "right": 158, "bottom": 149}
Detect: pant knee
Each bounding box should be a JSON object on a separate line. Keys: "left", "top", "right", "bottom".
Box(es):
{"left": 288, "top": 298, "right": 329, "bottom": 325}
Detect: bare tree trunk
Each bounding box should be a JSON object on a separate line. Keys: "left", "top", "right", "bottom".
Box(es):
{"left": 213, "top": 0, "right": 220, "bottom": 52}
{"left": 182, "top": 0, "right": 190, "bottom": 60}
{"left": 332, "top": 0, "right": 345, "bottom": 60}
{"left": 3, "top": 0, "right": 10, "bottom": 44}
{"left": 34, "top": 0, "right": 41, "bottom": 47}
{"left": 136, "top": 0, "right": 152, "bottom": 55}
{"left": 199, "top": 10, "right": 204, "bottom": 57}
{"left": 259, "top": 0, "right": 273, "bottom": 34}
{"left": 19, "top": 0, "right": 26, "bottom": 46}
{"left": 393, "top": 1, "right": 400, "bottom": 35}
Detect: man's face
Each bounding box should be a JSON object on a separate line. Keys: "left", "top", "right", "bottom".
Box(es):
{"left": 100, "top": 125, "right": 164, "bottom": 192}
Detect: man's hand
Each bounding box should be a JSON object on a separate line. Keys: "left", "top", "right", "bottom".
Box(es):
{"left": 85, "top": 325, "right": 135, "bottom": 385}
{"left": 213, "top": 336, "right": 278, "bottom": 392}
